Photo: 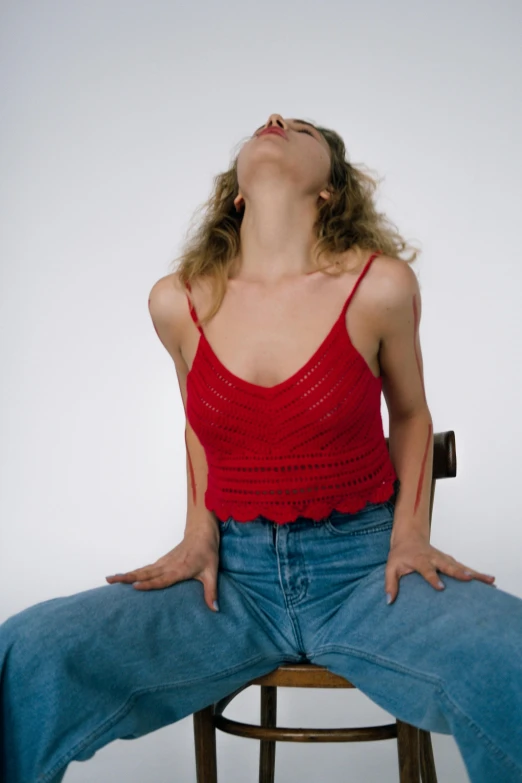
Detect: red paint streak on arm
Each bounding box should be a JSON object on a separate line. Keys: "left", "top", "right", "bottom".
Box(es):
{"left": 389, "top": 413, "right": 434, "bottom": 545}
{"left": 184, "top": 428, "right": 197, "bottom": 506}
{"left": 413, "top": 420, "right": 433, "bottom": 516}
{"left": 389, "top": 296, "right": 433, "bottom": 540}
{"left": 412, "top": 294, "right": 432, "bottom": 514}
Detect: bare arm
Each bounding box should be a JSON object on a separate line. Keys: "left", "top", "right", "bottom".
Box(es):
{"left": 147, "top": 274, "right": 217, "bottom": 534}
{"left": 105, "top": 273, "right": 220, "bottom": 610}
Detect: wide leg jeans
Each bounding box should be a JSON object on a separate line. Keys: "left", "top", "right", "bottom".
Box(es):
{"left": 1, "top": 499, "right": 522, "bottom": 782}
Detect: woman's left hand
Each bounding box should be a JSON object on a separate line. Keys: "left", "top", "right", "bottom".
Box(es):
{"left": 385, "top": 531, "right": 496, "bottom": 605}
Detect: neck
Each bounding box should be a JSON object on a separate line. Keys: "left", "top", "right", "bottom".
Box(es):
{"left": 232, "top": 188, "right": 325, "bottom": 283}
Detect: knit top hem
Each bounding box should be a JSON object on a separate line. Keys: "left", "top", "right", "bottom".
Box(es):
{"left": 211, "top": 477, "right": 397, "bottom": 525}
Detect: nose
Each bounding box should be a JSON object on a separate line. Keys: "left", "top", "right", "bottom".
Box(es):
{"left": 264, "top": 113, "right": 286, "bottom": 131}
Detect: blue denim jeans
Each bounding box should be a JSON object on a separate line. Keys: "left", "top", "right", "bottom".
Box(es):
{"left": 1, "top": 496, "right": 522, "bottom": 783}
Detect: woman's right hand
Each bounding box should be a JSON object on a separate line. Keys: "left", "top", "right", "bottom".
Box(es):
{"left": 105, "top": 521, "right": 221, "bottom": 612}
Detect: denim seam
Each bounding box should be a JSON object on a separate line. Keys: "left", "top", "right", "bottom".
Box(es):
{"left": 324, "top": 520, "right": 393, "bottom": 537}
{"left": 285, "top": 599, "right": 307, "bottom": 650}
{"left": 438, "top": 683, "right": 522, "bottom": 775}
{"left": 274, "top": 541, "right": 306, "bottom": 655}
{"left": 312, "top": 644, "right": 521, "bottom": 776}
{"left": 37, "top": 651, "right": 286, "bottom": 783}
{"left": 310, "top": 643, "right": 445, "bottom": 688}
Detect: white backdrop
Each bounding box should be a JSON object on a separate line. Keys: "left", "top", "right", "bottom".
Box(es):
{"left": 1, "top": 1, "right": 521, "bottom": 781}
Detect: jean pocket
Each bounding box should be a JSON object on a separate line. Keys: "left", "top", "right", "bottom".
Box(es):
{"left": 324, "top": 502, "right": 394, "bottom": 537}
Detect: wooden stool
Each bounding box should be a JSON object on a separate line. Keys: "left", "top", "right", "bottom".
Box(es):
{"left": 193, "top": 431, "right": 455, "bottom": 782}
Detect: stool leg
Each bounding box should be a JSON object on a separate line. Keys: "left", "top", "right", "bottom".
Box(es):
{"left": 419, "top": 729, "right": 438, "bottom": 783}
{"left": 193, "top": 704, "right": 218, "bottom": 783}
{"left": 259, "top": 685, "right": 277, "bottom": 783}
{"left": 396, "top": 720, "right": 421, "bottom": 783}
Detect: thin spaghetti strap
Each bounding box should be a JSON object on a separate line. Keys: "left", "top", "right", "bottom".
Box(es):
{"left": 185, "top": 281, "right": 203, "bottom": 334}
{"left": 342, "top": 251, "right": 382, "bottom": 313}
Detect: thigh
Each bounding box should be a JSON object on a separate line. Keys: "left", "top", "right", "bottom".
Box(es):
{"left": 308, "top": 555, "right": 522, "bottom": 737}
{"left": 0, "top": 567, "right": 295, "bottom": 782}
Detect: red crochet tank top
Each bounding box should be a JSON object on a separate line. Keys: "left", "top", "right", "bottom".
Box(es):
{"left": 185, "top": 251, "right": 398, "bottom": 525}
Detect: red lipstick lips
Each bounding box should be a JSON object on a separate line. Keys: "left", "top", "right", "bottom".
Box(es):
{"left": 259, "top": 127, "right": 287, "bottom": 139}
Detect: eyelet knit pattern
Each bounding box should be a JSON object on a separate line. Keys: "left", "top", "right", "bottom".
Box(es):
{"left": 185, "top": 252, "right": 398, "bottom": 525}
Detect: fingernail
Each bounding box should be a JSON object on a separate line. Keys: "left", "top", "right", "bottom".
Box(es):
{"left": 437, "top": 580, "right": 445, "bottom": 589}
{"left": 213, "top": 600, "right": 220, "bottom": 612}
{"left": 463, "top": 570, "right": 473, "bottom": 576}
{"left": 386, "top": 593, "right": 392, "bottom": 604}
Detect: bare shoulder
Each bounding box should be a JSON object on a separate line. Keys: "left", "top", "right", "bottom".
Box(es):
{"left": 367, "top": 254, "right": 420, "bottom": 299}
{"left": 365, "top": 254, "right": 422, "bottom": 336}
{"left": 149, "top": 270, "right": 185, "bottom": 302}
{"left": 148, "top": 271, "right": 189, "bottom": 361}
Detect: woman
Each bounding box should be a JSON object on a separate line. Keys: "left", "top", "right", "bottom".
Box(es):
{"left": 1, "top": 114, "right": 521, "bottom": 783}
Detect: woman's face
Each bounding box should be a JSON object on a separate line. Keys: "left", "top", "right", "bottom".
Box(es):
{"left": 236, "top": 114, "right": 332, "bottom": 204}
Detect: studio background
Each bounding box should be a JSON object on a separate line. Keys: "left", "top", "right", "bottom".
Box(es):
{"left": 1, "top": 1, "right": 521, "bottom": 781}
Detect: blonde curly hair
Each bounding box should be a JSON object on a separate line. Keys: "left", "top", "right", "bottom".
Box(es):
{"left": 170, "top": 119, "right": 421, "bottom": 328}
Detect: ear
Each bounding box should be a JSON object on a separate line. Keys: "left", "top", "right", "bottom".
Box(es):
{"left": 234, "top": 193, "right": 244, "bottom": 211}
{"left": 318, "top": 188, "right": 332, "bottom": 205}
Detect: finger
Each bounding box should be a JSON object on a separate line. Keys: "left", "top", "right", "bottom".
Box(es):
{"left": 199, "top": 573, "right": 219, "bottom": 612}
{"left": 135, "top": 564, "right": 189, "bottom": 587}
{"left": 462, "top": 570, "right": 496, "bottom": 585}
{"left": 384, "top": 571, "right": 399, "bottom": 605}
{"left": 443, "top": 564, "right": 496, "bottom": 585}
{"left": 133, "top": 575, "right": 175, "bottom": 590}
{"left": 106, "top": 572, "right": 144, "bottom": 584}
{"left": 468, "top": 574, "right": 496, "bottom": 586}
{"left": 442, "top": 563, "right": 474, "bottom": 580}
{"left": 426, "top": 556, "right": 474, "bottom": 583}
{"left": 420, "top": 566, "right": 446, "bottom": 591}
{"left": 106, "top": 565, "right": 162, "bottom": 583}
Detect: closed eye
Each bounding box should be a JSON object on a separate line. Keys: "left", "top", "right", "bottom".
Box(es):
{"left": 297, "top": 128, "right": 314, "bottom": 136}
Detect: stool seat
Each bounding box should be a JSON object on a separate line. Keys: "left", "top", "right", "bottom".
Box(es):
{"left": 250, "top": 662, "right": 357, "bottom": 688}
{"left": 214, "top": 663, "right": 400, "bottom": 744}
{"left": 194, "top": 661, "right": 438, "bottom": 782}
